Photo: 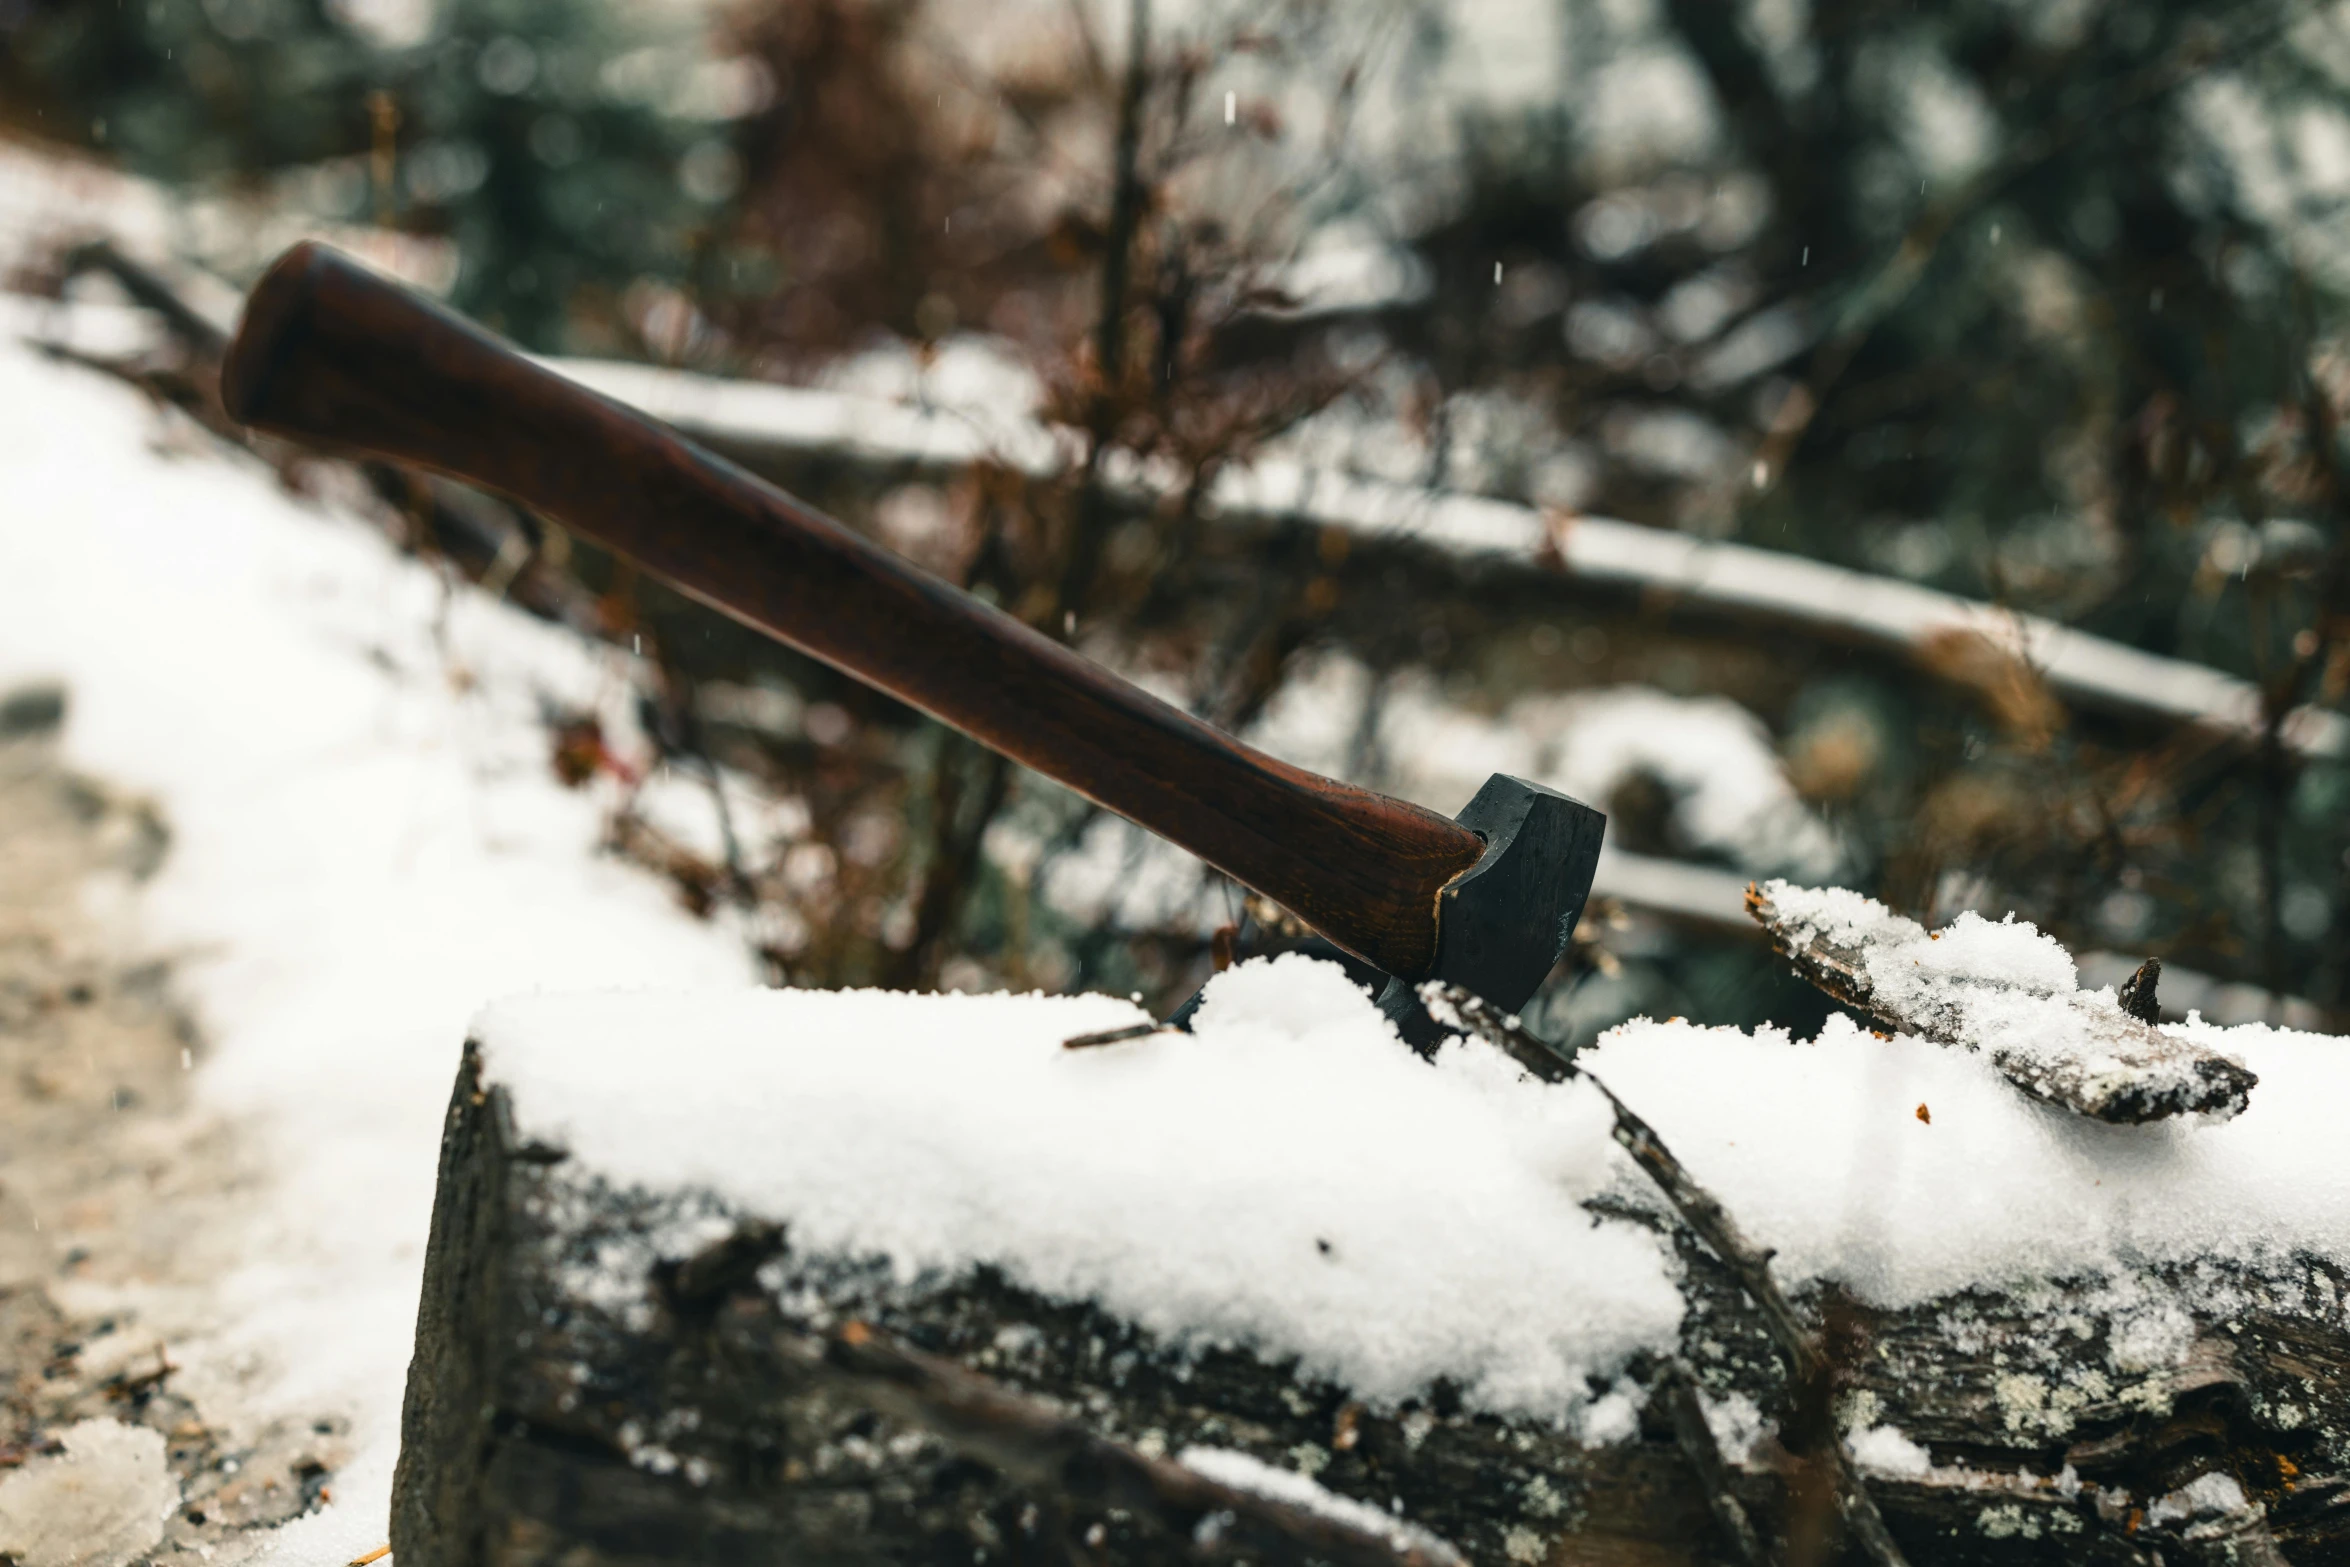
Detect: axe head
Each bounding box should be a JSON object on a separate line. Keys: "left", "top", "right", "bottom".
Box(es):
{"left": 1175, "top": 775, "right": 1605, "bottom": 1050}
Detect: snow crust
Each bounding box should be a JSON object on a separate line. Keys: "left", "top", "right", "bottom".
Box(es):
{"left": 1583, "top": 1010, "right": 2350, "bottom": 1306}
{"left": 1847, "top": 1423, "right": 1934, "bottom": 1479}
{"left": 0, "top": 1420, "right": 174, "bottom": 1567}
{"left": 2147, "top": 1471, "right": 2250, "bottom": 1525}
{"left": 475, "top": 955, "right": 1684, "bottom": 1417}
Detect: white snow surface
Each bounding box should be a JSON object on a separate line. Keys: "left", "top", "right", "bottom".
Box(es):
{"left": 0, "top": 311, "right": 759, "bottom": 1559}
{"left": 1846, "top": 1424, "right": 1934, "bottom": 1480}
{"left": 1584, "top": 1009, "right": 2350, "bottom": 1306}
{"left": 2147, "top": 1470, "right": 2251, "bottom": 1525}
{"left": 475, "top": 962, "right": 2350, "bottom": 1404}
{"left": 474, "top": 955, "right": 1684, "bottom": 1418}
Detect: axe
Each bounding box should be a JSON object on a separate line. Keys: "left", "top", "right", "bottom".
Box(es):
{"left": 219, "top": 243, "right": 1604, "bottom": 1043}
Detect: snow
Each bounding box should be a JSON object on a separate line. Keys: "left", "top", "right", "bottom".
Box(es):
{"left": 1583, "top": 1010, "right": 2350, "bottom": 1307}
{"left": 2147, "top": 1470, "right": 2251, "bottom": 1525}
{"left": 1847, "top": 1423, "right": 1934, "bottom": 1479}
{"left": 472, "top": 936, "right": 2350, "bottom": 1431}
{"left": 0, "top": 307, "right": 758, "bottom": 1557}
{"left": 474, "top": 954, "right": 1685, "bottom": 1418}
{"left": 1699, "top": 1389, "right": 1767, "bottom": 1466}
{"left": 0, "top": 1420, "right": 174, "bottom": 1567}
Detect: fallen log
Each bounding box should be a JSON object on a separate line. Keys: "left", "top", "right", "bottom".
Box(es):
{"left": 390, "top": 963, "right": 2350, "bottom": 1566}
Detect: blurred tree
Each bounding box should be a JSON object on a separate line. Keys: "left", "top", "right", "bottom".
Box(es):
{"left": 1320, "top": 0, "right": 2350, "bottom": 1010}
{"left": 0, "top": 0, "right": 733, "bottom": 346}
{"left": 13, "top": 0, "right": 2350, "bottom": 1029}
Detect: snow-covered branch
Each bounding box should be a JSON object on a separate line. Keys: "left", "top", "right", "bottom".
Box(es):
{"left": 545, "top": 355, "right": 2350, "bottom": 762}
{"left": 1748, "top": 882, "right": 2258, "bottom": 1124}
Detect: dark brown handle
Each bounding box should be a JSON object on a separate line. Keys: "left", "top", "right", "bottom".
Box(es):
{"left": 221, "top": 242, "right": 1484, "bottom": 978}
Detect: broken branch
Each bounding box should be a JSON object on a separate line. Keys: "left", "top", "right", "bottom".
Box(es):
{"left": 1745, "top": 882, "right": 2255, "bottom": 1124}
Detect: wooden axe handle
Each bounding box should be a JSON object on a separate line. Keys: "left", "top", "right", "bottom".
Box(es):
{"left": 221, "top": 243, "right": 1484, "bottom": 979}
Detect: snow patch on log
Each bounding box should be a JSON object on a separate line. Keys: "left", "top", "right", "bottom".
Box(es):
{"left": 1583, "top": 1012, "right": 2346, "bottom": 1308}
{"left": 472, "top": 953, "right": 1686, "bottom": 1420}
{"left": 470, "top": 946, "right": 2350, "bottom": 1434}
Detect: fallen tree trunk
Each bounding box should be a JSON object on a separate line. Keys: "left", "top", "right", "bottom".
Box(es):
{"left": 391, "top": 1035, "right": 2350, "bottom": 1566}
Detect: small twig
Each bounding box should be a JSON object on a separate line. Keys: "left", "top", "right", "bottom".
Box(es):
{"left": 793, "top": 1319, "right": 1465, "bottom": 1567}
{"left": 2117, "top": 957, "right": 2162, "bottom": 1024}
{"left": 1063, "top": 1021, "right": 1172, "bottom": 1049}
{"left": 1415, "top": 987, "right": 1577, "bottom": 1083}
{"left": 1421, "top": 982, "right": 1910, "bottom": 1567}
{"left": 1654, "top": 1360, "right": 1773, "bottom": 1567}
{"left": 347, "top": 1546, "right": 391, "bottom": 1567}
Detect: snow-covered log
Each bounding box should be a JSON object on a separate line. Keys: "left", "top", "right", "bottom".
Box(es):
{"left": 544, "top": 356, "right": 2349, "bottom": 763}
{"left": 392, "top": 959, "right": 2350, "bottom": 1565}
{"left": 1746, "top": 882, "right": 2258, "bottom": 1125}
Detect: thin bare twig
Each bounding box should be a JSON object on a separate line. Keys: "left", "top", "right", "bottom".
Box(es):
{"left": 1052, "top": 0, "right": 1154, "bottom": 629}
{"left": 1063, "top": 1020, "right": 1171, "bottom": 1049}
{"left": 1420, "top": 982, "right": 1910, "bottom": 1567}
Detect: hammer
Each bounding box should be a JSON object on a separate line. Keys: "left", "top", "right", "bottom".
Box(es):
{"left": 218, "top": 243, "right": 1605, "bottom": 1044}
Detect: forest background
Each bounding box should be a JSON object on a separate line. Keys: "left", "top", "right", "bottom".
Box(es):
{"left": 5, "top": 0, "right": 2347, "bottom": 1046}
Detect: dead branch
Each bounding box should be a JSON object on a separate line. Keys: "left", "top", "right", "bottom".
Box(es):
{"left": 530, "top": 353, "right": 2350, "bottom": 763}
{"left": 1744, "top": 883, "right": 2256, "bottom": 1124}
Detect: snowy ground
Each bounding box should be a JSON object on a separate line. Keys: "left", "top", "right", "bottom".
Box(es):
{"left": 0, "top": 299, "right": 760, "bottom": 1562}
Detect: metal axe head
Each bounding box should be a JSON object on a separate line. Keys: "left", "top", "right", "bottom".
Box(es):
{"left": 1177, "top": 775, "right": 1604, "bottom": 1049}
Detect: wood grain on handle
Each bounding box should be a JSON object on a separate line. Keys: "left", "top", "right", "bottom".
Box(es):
{"left": 221, "top": 242, "right": 1485, "bottom": 978}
